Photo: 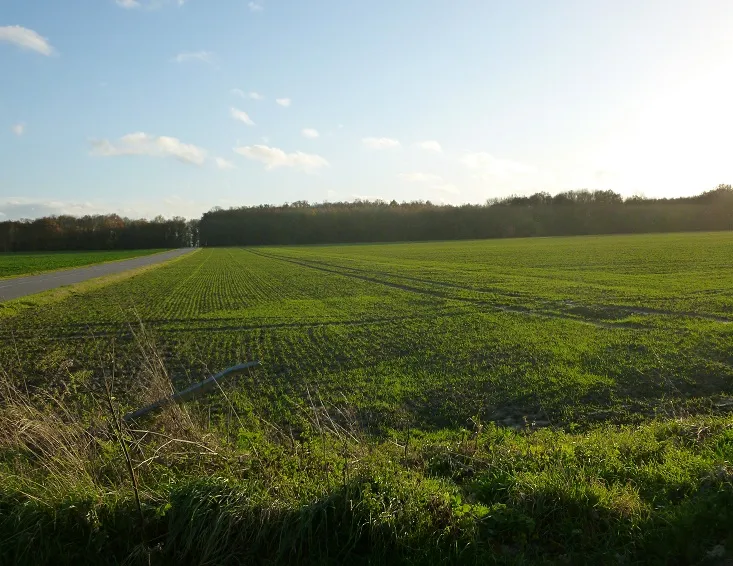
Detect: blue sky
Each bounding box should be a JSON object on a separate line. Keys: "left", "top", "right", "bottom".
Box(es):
{"left": 2, "top": 0, "right": 733, "bottom": 220}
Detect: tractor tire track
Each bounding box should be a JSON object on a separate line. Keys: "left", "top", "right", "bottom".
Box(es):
{"left": 246, "top": 249, "right": 643, "bottom": 330}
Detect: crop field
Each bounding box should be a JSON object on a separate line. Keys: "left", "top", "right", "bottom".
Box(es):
{"left": 3, "top": 232, "right": 733, "bottom": 564}
{"left": 0, "top": 249, "right": 165, "bottom": 279}
{"left": 2, "top": 232, "right": 733, "bottom": 429}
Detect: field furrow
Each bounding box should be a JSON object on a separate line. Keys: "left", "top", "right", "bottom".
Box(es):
{"left": 1, "top": 233, "right": 732, "bottom": 430}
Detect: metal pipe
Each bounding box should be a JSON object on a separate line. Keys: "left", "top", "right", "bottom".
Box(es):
{"left": 123, "top": 361, "right": 260, "bottom": 422}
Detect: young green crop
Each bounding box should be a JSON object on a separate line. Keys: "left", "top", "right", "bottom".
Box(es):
{"left": 1, "top": 232, "right": 732, "bottom": 431}
{"left": 0, "top": 249, "right": 166, "bottom": 279}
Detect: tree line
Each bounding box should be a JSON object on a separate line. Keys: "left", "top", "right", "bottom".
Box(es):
{"left": 2, "top": 185, "right": 732, "bottom": 251}
{"left": 0, "top": 215, "right": 199, "bottom": 252}
{"left": 199, "top": 185, "right": 733, "bottom": 246}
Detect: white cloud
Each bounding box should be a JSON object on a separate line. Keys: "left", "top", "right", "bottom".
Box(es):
{"left": 230, "top": 107, "right": 255, "bottom": 126}
{"left": 399, "top": 172, "right": 443, "bottom": 184}
{"left": 234, "top": 144, "right": 329, "bottom": 173}
{"left": 461, "top": 152, "right": 535, "bottom": 178}
{"left": 116, "top": 0, "right": 187, "bottom": 8}
{"left": 416, "top": 140, "right": 442, "bottom": 152}
{"left": 173, "top": 51, "right": 214, "bottom": 64}
{"left": 248, "top": 1, "right": 263, "bottom": 12}
{"left": 231, "top": 89, "right": 263, "bottom": 100}
{"left": 362, "top": 137, "right": 401, "bottom": 150}
{"left": 0, "top": 198, "right": 111, "bottom": 220}
{"left": 215, "top": 157, "right": 236, "bottom": 170}
{"left": 459, "top": 151, "right": 557, "bottom": 196}
{"left": 433, "top": 183, "right": 460, "bottom": 195}
{"left": 276, "top": 98, "right": 291, "bottom": 107}
{"left": 11, "top": 123, "right": 25, "bottom": 136}
{"left": 398, "top": 172, "right": 460, "bottom": 196}
{"left": 90, "top": 132, "right": 208, "bottom": 166}
{"left": 0, "top": 196, "right": 213, "bottom": 221}
{"left": 0, "top": 26, "right": 55, "bottom": 56}
{"left": 351, "top": 194, "right": 387, "bottom": 202}
{"left": 301, "top": 128, "right": 319, "bottom": 139}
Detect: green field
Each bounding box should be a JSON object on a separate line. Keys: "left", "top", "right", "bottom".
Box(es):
{"left": 0, "top": 249, "right": 165, "bottom": 278}
{"left": 4, "top": 232, "right": 733, "bottom": 427}
{"left": 2, "top": 232, "right": 733, "bottom": 564}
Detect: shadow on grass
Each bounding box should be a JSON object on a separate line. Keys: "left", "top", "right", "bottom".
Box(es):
{"left": 2, "top": 473, "right": 732, "bottom": 566}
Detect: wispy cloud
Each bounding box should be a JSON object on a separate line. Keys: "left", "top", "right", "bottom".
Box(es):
{"left": 460, "top": 151, "right": 552, "bottom": 193}
{"left": 215, "top": 157, "right": 236, "bottom": 170}
{"left": 11, "top": 123, "right": 25, "bottom": 136}
{"left": 231, "top": 89, "right": 263, "bottom": 100}
{"left": 398, "top": 172, "right": 443, "bottom": 184}
{"left": 0, "top": 198, "right": 111, "bottom": 220}
{"left": 433, "top": 183, "right": 460, "bottom": 195}
{"left": 248, "top": 1, "right": 264, "bottom": 12}
{"left": 362, "top": 137, "right": 401, "bottom": 150}
{"left": 230, "top": 107, "right": 255, "bottom": 126}
{"left": 90, "top": 132, "right": 208, "bottom": 166}
{"left": 234, "top": 144, "right": 329, "bottom": 173}
{"left": 351, "top": 194, "right": 387, "bottom": 202}
{"left": 301, "top": 128, "right": 319, "bottom": 139}
{"left": 173, "top": 51, "right": 214, "bottom": 64}
{"left": 116, "top": 0, "right": 187, "bottom": 9}
{"left": 276, "top": 98, "right": 291, "bottom": 108}
{"left": 398, "top": 172, "right": 460, "bottom": 195}
{"left": 461, "top": 152, "right": 535, "bottom": 178}
{"left": 416, "top": 140, "right": 442, "bottom": 152}
{"left": 0, "top": 196, "right": 211, "bottom": 221}
{"left": 0, "top": 26, "right": 55, "bottom": 56}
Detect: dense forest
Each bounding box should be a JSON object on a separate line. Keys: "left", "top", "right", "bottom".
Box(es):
{"left": 2, "top": 186, "right": 732, "bottom": 251}
{"left": 199, "top": 185, "right": 733, "bottom": 246}
{"left": 0, "top": 215, "right": 199, "bottom": 252}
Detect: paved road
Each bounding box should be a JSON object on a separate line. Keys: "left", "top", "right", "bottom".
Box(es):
{"left": 0, "top": 248, "right": 195, "bottom": 302}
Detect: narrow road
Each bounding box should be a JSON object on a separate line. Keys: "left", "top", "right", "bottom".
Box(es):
{"left": 0, "top": 248, "right": 195, "bottom": 302}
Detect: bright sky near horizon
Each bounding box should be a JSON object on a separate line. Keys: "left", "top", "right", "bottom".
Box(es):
{"left": 2, "top": 0, "right": 733, "bottom": 220}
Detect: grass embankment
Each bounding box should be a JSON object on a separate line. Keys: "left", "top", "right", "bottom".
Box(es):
{"left": 1, "top": 357, "right": 732, "bottom": 565}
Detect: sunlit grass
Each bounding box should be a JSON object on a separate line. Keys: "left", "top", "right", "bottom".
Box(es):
{"left": 1, "top": 233, "right": 733, "bottom": 562}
